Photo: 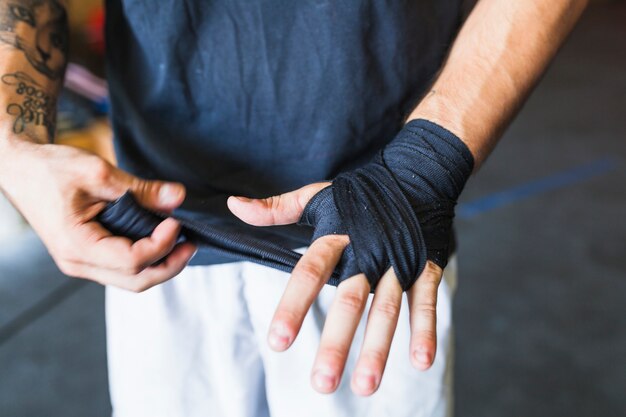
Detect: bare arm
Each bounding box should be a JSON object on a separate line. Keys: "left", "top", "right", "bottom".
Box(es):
{"left": 0, "top": 0, "right": 68, "bottom": 144}
{"left": 227, "top": 0, "right": 590, "bottom": 397}
{"left": 0, "top": 0, "right": 195, "bottom": 292}
{"left": 409, "top": 0, "right": 589, "bottom": 167}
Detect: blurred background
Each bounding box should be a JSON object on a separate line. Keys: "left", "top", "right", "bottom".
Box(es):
{"left": 0, "top": 0, "right": 624, "bottom": 416}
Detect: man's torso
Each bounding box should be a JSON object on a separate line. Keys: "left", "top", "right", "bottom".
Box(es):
{"left": 105, "top": 0, "right": 462, "bottom": 261}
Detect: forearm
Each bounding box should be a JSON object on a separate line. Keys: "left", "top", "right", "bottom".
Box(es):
{"left": 0, "top": 0, "right": 69, "bottom": 184}
{"left": 408, "top": 0, "right": 588, "bottom": 169}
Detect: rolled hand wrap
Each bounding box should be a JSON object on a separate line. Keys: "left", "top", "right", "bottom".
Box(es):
{"left": 298, "top": 119, "right": 474, "bottom": 291}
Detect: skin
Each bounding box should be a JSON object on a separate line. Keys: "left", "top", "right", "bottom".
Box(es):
{"left": 0, "top": 0, "right": 587, "bottom": 397}
{"left": 228, "top": 0, "right": 589, "bottom": 396}
{"left": 0, "top": 1, "right": 196, "bottom": 292}
{"left": 0, "top": 0, "right": 68, "bottom": 79}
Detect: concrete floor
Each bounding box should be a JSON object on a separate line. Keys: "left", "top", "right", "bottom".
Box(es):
{"left": 1, "top": 3, "right": 625, "bottom": 417}
{"left": 454, "top": 3, "right": 626, "bottom": 416}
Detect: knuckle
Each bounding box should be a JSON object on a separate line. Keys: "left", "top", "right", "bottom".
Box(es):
{"left": 260, "top": 194, "right": 276, "bottom": 208}
{"left": 130, "top": 280, "right": 150, "bottom": 293}
{"left": 54, "top": 247, "right": 84, "bottom": 269}
{"left": 123, "top": 252, "right": 149, "bottom": 274}
{"left": 318, "top": 346, "right": 347, "bottom": 368}
{"left": 133, "top": 179, "right": 156, "bottom": 200}
{"left": 361, "top": 349, "right": 387, "bottom": 367}
{"left": 371, "top": 299, "right": 400, "bottom": 320}
{"left": 422, "top": 273, "right": 441, "bottom": 289}
{"left": 336, "top": 290, "right": 367, "bottom": 314}
{"left": 264, "top": 195, "right": 282, "bottom": 224}
{"left": 417, "top": 294, "right": 437, "bottom": 313}
{"left": 57, "top": 261, "right": 77, "bottom": 277}
{"left": 273, "top": 308, "right": 300, "bottom": 327}
{"left": 156, "top": 232, "right": 177, "bottom": 251}
{"left": 417, "top": 283, "right": 439, "bottom": 305}
{"left": 126, "top": 264, "right": 146, "bottom": 276}
{"left": 423, "top": 262, "right": 443, "bottom": 282}
{"left": 269, "top": 194, "right": 282, "bottom": 212}
{"left": 89, "top": 158, "right": 112, "bottom": 184}
{"left": 415, "top": 329, "right": 437, "bottom": 342}
{"left": 295, "top": 262, "right": 324, "bottom": 286}
{"left": 416, "top": 302, "right": 437, "bottom": 315}
{"left": 167, "top": 259, "right": 188, "bottom": 279}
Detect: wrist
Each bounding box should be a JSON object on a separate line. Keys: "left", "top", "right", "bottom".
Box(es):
{"left": 406, "top": 94, "right": 489, "bottom": 170}
{"left": 0, "top": 131, "right": 39, "bottom": 191}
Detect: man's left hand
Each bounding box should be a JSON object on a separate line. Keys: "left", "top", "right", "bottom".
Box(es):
{"left": 228, "top": 182, "right": 444, "bottom": 396}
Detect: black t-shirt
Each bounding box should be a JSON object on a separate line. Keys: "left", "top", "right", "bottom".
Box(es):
{"left": 105, "top": 0, "right": 462, "bottom": 264}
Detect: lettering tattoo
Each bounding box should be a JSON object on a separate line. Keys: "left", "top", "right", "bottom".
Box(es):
{"left": 2, "top": 71, "right": 55, "bottom": 138}
{"left": 0, "top": 0, "right": 68, "bottom": 80}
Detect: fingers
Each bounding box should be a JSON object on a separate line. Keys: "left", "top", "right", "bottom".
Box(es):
{"left": 268, "top": 257, "right": 440, "bottom": 396}
{"left": 72, "top": 218, "right": 184, "bottom": 274}
{"left": 227, "top": 182, "right": 331, "bottom": 226}
{"left": 268, "top": 234, "right": 349, "bottom": 351}
{"left": 64, "top": 242, "right": 197, "bottom": 292}
{"left": 407, "top": 261, "right": 443, "bottom": 370}
{"left": 81, "top": 156, "right": 186, "bottom": 212}
{"left": 129, "top": 178, "right": 186, "bottom": 212}
{"left": 311, "top": 274, "right": 370, "bottom": 394}
{"left": 351, "top": 268, "right": 403, "bottom": 396}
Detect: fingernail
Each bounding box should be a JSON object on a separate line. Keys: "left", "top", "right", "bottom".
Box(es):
{"left": 414, "top": 349, "right": 431, "bottom": 365}
{"left": 268, "top": 332, "right": 289, "bottom": 350}
{"left": 159, "top": 184, "right": 182, "bottom": 205}
{"left": 313, "top": 370, "right": 337, "bottom": 392}
{"left": 355, "top": 373, "right": 376, "bottom": 392}
{"left": 268, "top": 323, "right": 291, "bottom": 350}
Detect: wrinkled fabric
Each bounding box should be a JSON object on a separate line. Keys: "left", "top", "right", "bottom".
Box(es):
{"left": 106, "top": 258, "right": 459, "bottom": 417}
{"left": 104, "top": 0, "right": 463, "bottom": 265}
{"left": 299, "top": 119, "right": 473, "bottom": 290}
{"left": 98, "top": 120, "right": 472, "bottom": 291}
{"left": 98, "top": 191, "right": 311, "bottom": 278}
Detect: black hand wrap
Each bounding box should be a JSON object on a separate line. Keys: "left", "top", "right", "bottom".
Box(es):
{"left": 97, "top": 119, "right": 472, "bottom": 292}
{"left": 298, "top": 119, "right": 474, "bottom": 291}
{"left": 97, "top": 191, "right": 310, "bottom": 275}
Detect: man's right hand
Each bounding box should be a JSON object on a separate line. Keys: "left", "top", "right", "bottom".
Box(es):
{"left": 0, "top": 139, "right": 197, "bottom": 292}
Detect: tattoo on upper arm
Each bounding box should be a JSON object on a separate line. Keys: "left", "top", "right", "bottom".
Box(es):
{"left": 0, "top": 0, "right": 68, "bottom": 80}
{"left": 2, "top": 71, "right": 55, "bottom": 138}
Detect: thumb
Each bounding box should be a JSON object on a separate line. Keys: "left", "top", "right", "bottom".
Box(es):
{"left": 129, "top": 178, "right": 186, "bottom": 212}
{"left": 98, "top": 165, "right": 186, "bottom": 212}
{"left": 227, "top": 182, "right": 330, "bottom": 226}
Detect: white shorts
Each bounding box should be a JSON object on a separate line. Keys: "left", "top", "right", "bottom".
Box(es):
{"left": 106, "top": 256, "right": 458, "bottom": 417}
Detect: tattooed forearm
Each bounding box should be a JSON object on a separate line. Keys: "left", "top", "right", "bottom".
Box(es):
{"left": 0, "top": 0, "right": 68, "bottom": 80}
{"left": 0, "top": 0, "right": 67, "bottom": 141}
{"left": 2, "top": 71, "right": 55, "bottom": 139}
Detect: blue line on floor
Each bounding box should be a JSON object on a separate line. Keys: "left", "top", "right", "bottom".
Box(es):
{"left": 457, "top": 156, "right": 620, "bottom": 220}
